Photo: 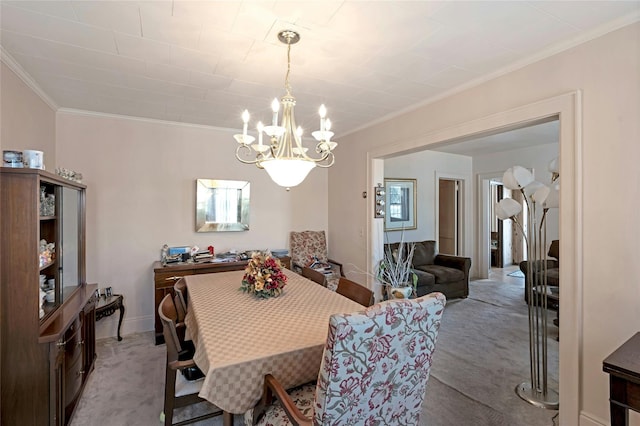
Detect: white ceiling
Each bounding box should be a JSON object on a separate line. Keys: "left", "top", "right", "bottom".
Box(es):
{"left": 1, "top": 1, "right": 638, "bottom": 143}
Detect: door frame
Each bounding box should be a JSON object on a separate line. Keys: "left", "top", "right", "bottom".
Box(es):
{"left": 435, "top": 172, "right": 468, "bottom": 257}
{"left": 366, "top": 91, "right": 582, "bottom": 425}
{"left": 477, "top": 171, "right": 505, "bottom": 279}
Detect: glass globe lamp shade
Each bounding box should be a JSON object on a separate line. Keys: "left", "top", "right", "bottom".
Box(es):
{"left": 262, "top": 158, "right": 316, "bottom": 187}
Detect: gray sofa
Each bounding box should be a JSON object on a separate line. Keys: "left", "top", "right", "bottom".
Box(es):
{"left": 386, "top": 240, "right": 471, "bottom": 300}
{"left": 519, "top": 240, "right": 559, "bottom": 309}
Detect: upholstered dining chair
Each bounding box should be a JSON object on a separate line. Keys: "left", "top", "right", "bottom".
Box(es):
{"left": 336, "top": 277, "right": 374, "bottom": 307}
{"left": 301, "top": 266, "right": 326, "bottom": 286}
{"left": 252, "top": 292, "right": 447, "bottom": 426}
{"left": 158, "top": 294, "right": 221, "bottom": 426}
{"left": 289, "top": 230, "right": 344, "bottom": 277}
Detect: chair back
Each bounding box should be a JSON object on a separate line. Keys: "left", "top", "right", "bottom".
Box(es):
{"left": 289, "top": 230, "right": 328, "bottom": 270}
{"left": 336, "top": 277, "right": 374, "bottom": 307}
{"left": 313, "top": 292, "right": 446, "bottom": 425}
{"left": 174, "top": 278, "right": 188, "bottom": 322}
{"left": 158, "top": 295, "right": 221, "bottom": 425}
{"left": 158, "top": 294, "right": 183, "bottom": 359}
{"left": 302, "top": 266, "right": 326, "bottom": 286}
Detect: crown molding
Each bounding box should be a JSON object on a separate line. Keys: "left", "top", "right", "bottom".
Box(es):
{"left": 56, "top": 108, "right": 236, "bottom": 133}
{"left": 341, "top": 11, "right": 640, "bottom": 139}
{"left": 0, "top": 46, "right": 58, "bottom": 111}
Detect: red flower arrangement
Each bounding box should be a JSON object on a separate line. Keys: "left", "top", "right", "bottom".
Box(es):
{"left": 240, "top": 252, "right": 287, "bottom": 298}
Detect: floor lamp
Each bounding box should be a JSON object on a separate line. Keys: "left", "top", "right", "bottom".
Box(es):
{"left": 496, "top": 164, "right": 559, "bottom": 409}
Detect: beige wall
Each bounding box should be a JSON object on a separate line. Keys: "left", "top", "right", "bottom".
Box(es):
{"left": 55, "top": 112, "right": 328, "bottom": 338}
{"left": 0, "top": 62, "right": 56, "bottom": 166}
{"left": 330, "top": 22, "right": 640, "bottom": 425}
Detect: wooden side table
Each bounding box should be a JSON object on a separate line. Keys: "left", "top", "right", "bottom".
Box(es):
{"left": 96, "top": 294, "right": 125, "bottom": 341}
{"left": 603, "top": 332, "right": 640, "bottom": 426}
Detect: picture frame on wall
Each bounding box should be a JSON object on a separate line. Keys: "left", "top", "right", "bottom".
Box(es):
{"left": 384, "top": 178, "right": 417, "bottom": 231}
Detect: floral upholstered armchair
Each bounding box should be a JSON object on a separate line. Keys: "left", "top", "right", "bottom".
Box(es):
{"left": 289, "top": 230, "right": 344, "bottom": 278}
{"left": 252, "top": 292, "right": 447, "bottom": 425}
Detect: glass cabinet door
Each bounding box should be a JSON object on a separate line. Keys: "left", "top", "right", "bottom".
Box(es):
{"left": 59, "top": 186, "right": 81, "bottom": 303}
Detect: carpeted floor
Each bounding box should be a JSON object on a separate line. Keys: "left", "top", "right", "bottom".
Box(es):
{"left": 70, "top": 268, "right": 559, "bottom": 426}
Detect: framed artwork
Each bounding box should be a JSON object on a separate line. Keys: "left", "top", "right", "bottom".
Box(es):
{"left": 384, "top": 178, "right": 417, "bottom": 231}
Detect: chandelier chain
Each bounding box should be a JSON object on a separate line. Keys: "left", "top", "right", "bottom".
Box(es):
{"left": 285, "top": 40, "right": 292, "bottom": 95}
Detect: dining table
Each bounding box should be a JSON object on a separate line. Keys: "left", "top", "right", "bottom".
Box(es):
{"left": 183, "top": 268, "right": 364, "bottom": 425}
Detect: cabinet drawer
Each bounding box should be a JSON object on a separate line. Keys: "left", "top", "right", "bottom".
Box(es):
{"left": 64, "top": 355, "right": 83, "bottom": 412}
{"left": 64, "top": 319, "right": 82, "bottom": 366}
{"left": 154, "top": 270, "right": 194, "bottom": 288}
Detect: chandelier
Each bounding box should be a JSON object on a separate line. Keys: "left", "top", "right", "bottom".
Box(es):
{"left": 234, "top": 30, "right": 336, "bottom": 188}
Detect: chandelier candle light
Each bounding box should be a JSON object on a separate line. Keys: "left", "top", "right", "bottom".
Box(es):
{"left": 234, "top": 30, "right": 337, "bottom": 188}
{"left": 495, "top": 161, "right": 560, "bottom": 409}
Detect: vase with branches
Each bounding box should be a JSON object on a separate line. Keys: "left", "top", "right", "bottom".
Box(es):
{"left": 375, "top": 232, "right": 418, "bottom": 299}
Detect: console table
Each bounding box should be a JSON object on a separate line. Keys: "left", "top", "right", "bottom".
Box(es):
{"left": 603, "top": 332, "right": 640, "bottom": 426}
{"left": 152, "top": 257, "right": 291, "bottom": 344}
{"left": 96, "top": 294, "right": 125, "bottom": 341}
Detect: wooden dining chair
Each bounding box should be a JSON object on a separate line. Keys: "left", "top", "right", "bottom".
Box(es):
{"left": 301, "top": 266, "right": 326, "bottom": 286}
{"left": 336, "top": 277, "right": 374, "bottom": 307}
{"left": 158, "top": 294, "right": 221, "bottom": 426}
{"left": 173, "top": 278, "right": 188, "bottom": 322}
{"left": 252, "top": 293, "right": 447, "bottom": 425}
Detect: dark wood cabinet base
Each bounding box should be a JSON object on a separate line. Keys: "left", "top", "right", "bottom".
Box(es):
{"left": 603, "top": 332, "right": 640, "bottom": 426}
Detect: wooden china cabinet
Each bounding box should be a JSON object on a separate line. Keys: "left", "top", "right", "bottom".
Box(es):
{"left": 0, "top": 168, "right": 96, "bottom": 425}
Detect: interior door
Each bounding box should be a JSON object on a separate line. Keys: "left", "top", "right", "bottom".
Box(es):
{"left": 438, "top": 179, "right": 458, "bottom": 255}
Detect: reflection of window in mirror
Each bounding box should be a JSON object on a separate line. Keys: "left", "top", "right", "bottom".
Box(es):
{"left": 196, "top": 179, "right": 250, "bottom": 232}
{"left": 389, "top": 185, "right": 409, "bottom": 222}
{"left": 206, "top": 188, "right": 242, "bottom": 223}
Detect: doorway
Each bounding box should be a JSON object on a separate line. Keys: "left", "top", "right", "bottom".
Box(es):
{"left": 490, "top": 181, "right": 503, "bottom": 268}
{"left": 438, "top": 178, "right": 462, "bottom": 255}
{"left": 368, "top": 92, "right": 581, "bottom": 424}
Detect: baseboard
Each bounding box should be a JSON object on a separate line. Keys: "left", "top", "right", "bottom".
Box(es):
{"left": 580, "top": 411, "right": 607, "bottom": 426}
{"left": 95, "top": 314, "right": 154, "bottom": 340}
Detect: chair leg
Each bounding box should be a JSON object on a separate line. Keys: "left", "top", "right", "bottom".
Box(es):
{"left": 223, "top": 411, "right": 233, "bottom": 426}
{"left": 164, "top": 364, "right": 176, "bottom": 426}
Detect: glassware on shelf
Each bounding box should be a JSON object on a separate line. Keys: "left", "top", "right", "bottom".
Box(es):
{"left": 39, "top": 186, "right": 55, "bottom": 216}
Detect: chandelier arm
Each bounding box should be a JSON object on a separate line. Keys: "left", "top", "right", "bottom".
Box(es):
{"left": 235, "top": 145, "right": 263, "bottom": 165}
{"left": 314, "top": 155, "right": 335, "bottom": 168}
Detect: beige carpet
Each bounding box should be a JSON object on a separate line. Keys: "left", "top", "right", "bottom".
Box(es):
{"left": 70, "top": 270, "right": 559, "bottom": 426}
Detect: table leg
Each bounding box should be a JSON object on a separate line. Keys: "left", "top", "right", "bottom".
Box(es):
{"left": 223, "top": 410, "right": 233, "bottom": 426}
{"left": 117, "top": 298, "right": 124, "bottom": 341}
{"left": 610, "top": 401, "right": 629, "bottom": 426}
{"left": 609, "top": 375, "right": 630, "bottom": 426}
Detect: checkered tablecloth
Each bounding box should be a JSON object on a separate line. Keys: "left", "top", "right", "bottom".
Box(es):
{"left": 184, "top": 269, "right": 363, "bottom": 414}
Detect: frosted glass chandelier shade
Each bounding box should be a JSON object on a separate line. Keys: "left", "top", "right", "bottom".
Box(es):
{"left": 262, "top": 159, "right": 316, "bottom": 188}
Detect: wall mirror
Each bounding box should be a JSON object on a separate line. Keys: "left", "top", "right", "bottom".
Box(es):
{"left": 196, "top": 179, "right": 250, "bottom": 232}
{"left": 384, "top": 178, "right": 417, "bottom": 231}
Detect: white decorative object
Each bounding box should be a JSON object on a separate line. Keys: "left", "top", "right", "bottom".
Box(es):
{"left": 55, "top": 167, "right": 83, "bottom": 183}
{"left": 23, "top": 150, "right": 44, "bottom": 169}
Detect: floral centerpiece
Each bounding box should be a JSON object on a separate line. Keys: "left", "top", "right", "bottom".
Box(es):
{"left": 240, "top": 252, "right": 287, "bottom": 298}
